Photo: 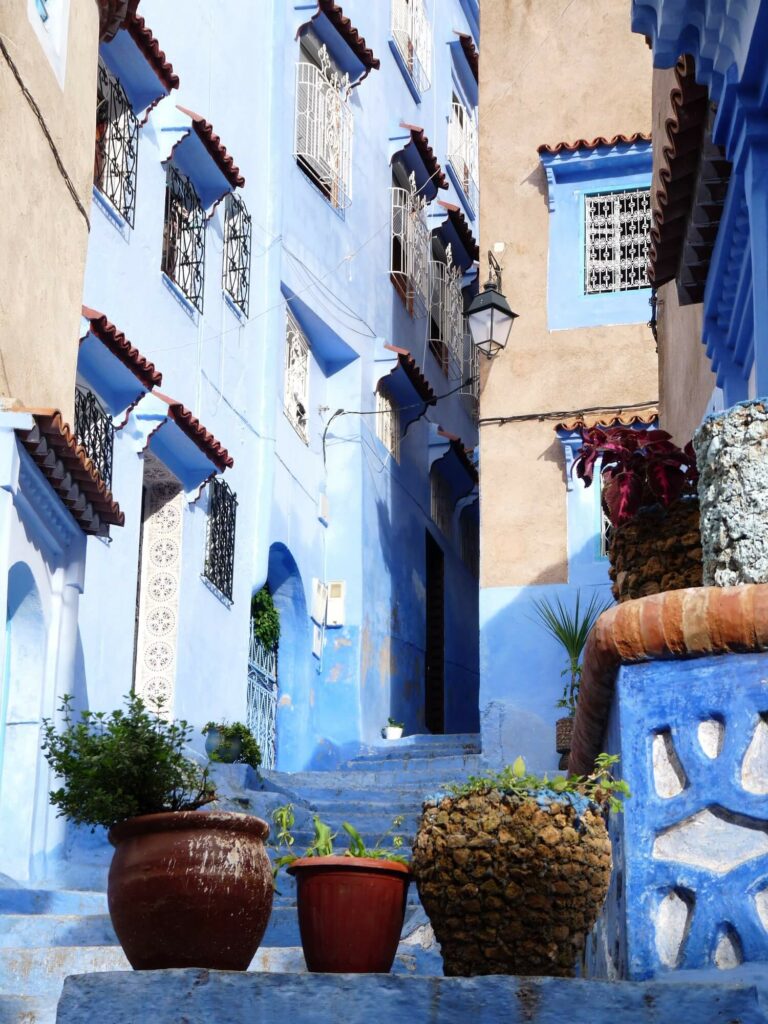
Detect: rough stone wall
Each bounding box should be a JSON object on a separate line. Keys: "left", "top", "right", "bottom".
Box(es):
{"left": 608, "top": 499, "right": 702, "bottom": 602}
{"left": 694, "top": 402, "right": 768, "bottom": 586}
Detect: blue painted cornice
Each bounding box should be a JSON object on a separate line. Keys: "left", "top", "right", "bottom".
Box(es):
{"left": 540, "top": 141, "right": 652, "bottom": 212}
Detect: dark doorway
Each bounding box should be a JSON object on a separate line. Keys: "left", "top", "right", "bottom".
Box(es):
{"left": 425, "top": 530, "right": 445, "bottom": 734}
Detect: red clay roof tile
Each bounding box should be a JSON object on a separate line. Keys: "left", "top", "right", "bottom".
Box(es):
{"left": 537, "top": 132, "right": 651, "bottom": 155}
{"left": 555, "top": 407, "right": 659, "bottom": 432}
{"left": 456, "top": 33, "right": 479, "bottom": 82}
{"left": 176, "top": 106, "right": 245, "bottom": 190}
{"left": 401, "top": 123, "right": 449, "bottom": 190}
{"left": 317, "top": 0, "right": 380, "bottom": 72}
{"left": 124, "top": 13, "right": 180, "bottom": 95}
{"left": 155, "top": 392, "right": 234, "bottom": 471}
{"left": 81, "top": 306, "right": 163, "bottom": 392}
{"left": 437, "top": 428, "right": 478, "bottom": 484}
{"left": 384, "top": 345, "right": 437, "bottom": 406}
{"left": 437, "top": 200, "right": 480, "bottom": 262}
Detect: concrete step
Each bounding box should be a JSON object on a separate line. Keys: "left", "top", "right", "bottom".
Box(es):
{"left": 0, "top": 890, "right": 107, "bottom": 917}
{"left": 342, "top": 753, "right": 481, "bottom": 773}
{"left": 0, "top": 914, "right": 116, "bottom": 949}
{"left": 0, "top": 994, "right": 56, "bottom": 1024}
{"left": 349, "top": 734, "right": 481, "bottom": 762}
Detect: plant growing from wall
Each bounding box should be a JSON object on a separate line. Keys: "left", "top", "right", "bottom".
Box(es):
{"left": 574, "top": 426, "right": 698, "bottom": 527}
{"left": 41, "top": 694, "right": 214, "bottom": 831}
{"left": 202, "top": 721, "right": 262, "bottom": 770}
{"left": 251, "top": 586, "right": 280, "bottom": 650}
{"left": 531, "top": 590, "right": 612, "bottom": 714}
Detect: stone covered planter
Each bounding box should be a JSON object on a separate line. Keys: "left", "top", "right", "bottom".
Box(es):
{"left": 694, "top": 401, "right": 768, "bottom": 586}
{"left": 412, "top": 789, "right": 612, "bottom": 977}
{"left": 608, "top": 498, "right": 702, "bottom": 602}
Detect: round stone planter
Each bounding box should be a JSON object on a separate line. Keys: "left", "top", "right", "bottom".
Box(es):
{"left": 694, "top": 401, "right": 768, "bottom": 585}
{"left": 108, "top": 811, "right": 273, "bottom": 970}
{"left": 412, "top": 790, "right": 612, "bottom": 977}
{"left": 608, "top": 497, "right": 702, "bottom": 602}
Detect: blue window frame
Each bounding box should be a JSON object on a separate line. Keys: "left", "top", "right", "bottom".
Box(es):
{"left": 35, "top": 0, "right": 49, "bottom": 21}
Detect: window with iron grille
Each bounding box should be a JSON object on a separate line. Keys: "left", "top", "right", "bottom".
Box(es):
{"left": 94, "top": 59, "right": 139, "bottom": 226}
{"left": 294, "top": 42, "right": 353, "bottom": 209}
{"left": 460, "top": 505, "right": 479, "bottom": 577}
{"left": 430, "top": 467, "right": 454, "bottom": 538}
{"left": 460, "top": 319, "right": 479, "bottom": 420}
{"left": 447, "top": 96, "right": 478, "bottom": 213}
{"left": 284, "top": 310, "right": 310, "bottom": 442}
{"left": 204, "top": 477, "right": 237, "bottom": 601}
{"left": 74, "top": 385, "right": 114, "bottom": 489}
{"left": 584, "top": 188, "right": 651, "bottom": 294}
{"left": 429, "top": 241, "right": 463, "bottom": 376}
{"left": 375, "top": 385, "right": 400, "bottom": 462}
{"left": 222, "top": 192, "right": 251, "bottom": 316}
{"left": 391, "top": 0, "right": 432, "bottom": 94}
{"left": 390, "top": 170, "right": 430, "bottom": 316}
{"left": 162, "top": 164, "right": 205, "bottom": 312}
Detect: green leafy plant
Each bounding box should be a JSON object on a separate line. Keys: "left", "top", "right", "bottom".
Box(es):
{"left": 530, "top": 590, "right": 612, "bottom": 714}
{"left": 41, "top": 694, "right": 214, "bottom": 831}
{"left": 202, "top": 721, "right": 262, "bottom": 770}
{"left": 448, "top": 753, "right": 631, "bottom": 815}
{"left": 251, "top": 586, "right": 280, "bottom": 651}
{"left": 271, "top": 803, "right": 407, "bottom": 877}
{"left": 387, "top": 717, "right": 404, "bottom": 729}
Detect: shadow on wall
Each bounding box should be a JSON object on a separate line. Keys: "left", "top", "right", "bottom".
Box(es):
{"left": 480, "top": 535, "right": 612, "bottom": 775}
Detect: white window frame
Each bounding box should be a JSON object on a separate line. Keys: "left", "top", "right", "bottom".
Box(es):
{"left": 448, "top": 97, "right": 479, "bottom": 213}
{"left": 27, "top": 0, "right": 70, "bottom": 87}
{"left": 584, "top": 187, "right": 652, "bottom": 295}
{"left": 391, "top": 171, "right": 430, "bottom": 316}
{"left": 391, "top": 0, "right": 432, "bottom": 94}
{"left": 294, "top": 44, "right": 353, "bottom": 210}
{"left": 375, "top": 385, "right": 400, "bottom": 462}
{"left": 284, "top": 311, "right": 310, "bottom": 443}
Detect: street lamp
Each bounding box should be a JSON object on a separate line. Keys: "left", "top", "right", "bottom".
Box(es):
{"left": 466, "top": 252, "right": 518, "bottom": 359}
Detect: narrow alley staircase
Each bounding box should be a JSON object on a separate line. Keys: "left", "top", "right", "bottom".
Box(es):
{"left": 0, "top": 734, "right": 481, "bottom": 1023}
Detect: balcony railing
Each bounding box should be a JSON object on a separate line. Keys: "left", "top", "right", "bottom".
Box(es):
{"left": 428, "top": 245, "right": 463, "bottom": 376}
{"left": 74, "top": 385, "right": 114, "bottom": 488}
{"left": 390, "top": 174, "right": 430, "bottom": 315}
{"left": 448, "top": 102, "right": 479, "bottom": 214}
{"left": 294, "top": 47, "right": 353, "bottom": 210}
{"left": 247, "top": 629, "right": 277, "bottom": 770}
{"left": 391, "top": 0, "right": 432, "bottom": 94}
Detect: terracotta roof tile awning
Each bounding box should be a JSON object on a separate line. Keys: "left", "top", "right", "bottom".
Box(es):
{"left": 437, "top": 428, "right": 479, "bottom": 485}
{"left": 537, "top": 132, "right": 651, "bottom": 155}
{"left": 401, "top": 123, "right": 449, "bottom": 191}
{"left": 155, "top": 393, "right": 233, "bottom": 473}
{"left": 437, "top": 200, "right": 480, "bottom": 265}
{"left": 16, "top": 411, "right": 124, "bottom": 535}
{"left": 555, "top": 407, "right": 659, "bottom": 432}
{"left": 457, "top": 33, "right": 479, "bottom": 81}
{"left": 316, "top": 0, "right": 380, "bottom": 72}
{"left": 384, "top": 345, "right": 437, "bottom": 406}
{"left": 81, "top": 307, "right": 162, "bottom": 393}
{"left": 175, "top": 107, "right": 245, "bottom": 192}
{"left": 125, "top": 14, "right": 180, "bottom": 95}
{"left": 98, "top": 0, "right": 131, "bottom": 42}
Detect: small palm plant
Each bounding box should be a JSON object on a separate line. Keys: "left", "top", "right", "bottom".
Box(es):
{"left": 531, "top": 590, "right": 612, "bottom": 714}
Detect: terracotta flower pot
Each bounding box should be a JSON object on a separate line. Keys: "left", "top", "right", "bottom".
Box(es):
{"left": 108, "top": 810, "right": 273, "bottom": 970}
{"left": 287, "top": 856, "right": 410, "bottom": 972}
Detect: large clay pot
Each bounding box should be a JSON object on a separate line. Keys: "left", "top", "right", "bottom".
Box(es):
{"left": 412, "top": 790, "right": 611, "bottom": 977}
{"left": 108, "top": 810, "right": 272, "bottom": 970}
{"left": 287, "top": 856, "right": 410, "bottom": 972}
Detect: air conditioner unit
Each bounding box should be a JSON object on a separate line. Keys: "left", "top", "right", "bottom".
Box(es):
{"left": 326, "top": 580, "right": 346, "bottom": 627}
{"left": 311, "top": 578, "right": 328, "bottom": 624}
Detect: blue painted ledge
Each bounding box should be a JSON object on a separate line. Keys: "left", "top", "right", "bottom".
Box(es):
{"left": 56, "top": 967, "right": 768, "bottom": 1024}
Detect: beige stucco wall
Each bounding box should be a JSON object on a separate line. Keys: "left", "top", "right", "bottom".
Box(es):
{"left": 0, "top": 0, "right": 99, "bottom": 425}
{"left": 478, "top": 0, "right": 658, "bottom": 589}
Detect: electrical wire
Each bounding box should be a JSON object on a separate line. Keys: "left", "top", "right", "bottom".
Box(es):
{"left": 478, "top": 400, "right": 659, "bottom": 428}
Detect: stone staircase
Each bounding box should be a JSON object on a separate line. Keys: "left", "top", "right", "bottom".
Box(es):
{"left": 0, "top": 734, "right": 481, "bottom": 1023}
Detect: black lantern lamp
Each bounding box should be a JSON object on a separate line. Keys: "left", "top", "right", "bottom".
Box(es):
{"left": 466, "top": 251, "right": 518, "bottom": 358}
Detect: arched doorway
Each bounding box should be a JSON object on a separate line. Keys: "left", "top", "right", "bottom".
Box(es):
{"left": 0, "top": 562, "right": 46, "bottom": 880}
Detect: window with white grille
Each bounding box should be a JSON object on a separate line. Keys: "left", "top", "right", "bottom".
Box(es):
{"left": 448, "top": 97, "right": 479, "bottom": 213}
{"left": 429, "top": 242, "right": 463, "bottom": 377}
{"left": 294, "top": 43, "right": 353, "bottom": 209}
{"left": 391, "top": 0, "right": 432, "bottom": 94}
{"left": 391, "top": 171, "right": 430, "bottom": 316}
{"left": 584, "top": 188, "right": 651, "bottom": 294}
{"left": 431, "top": 468, "right": 454, "bottom": 538}
{"left": 460, "top": 320, "right": 479, "bottom": 419}
{"left": 375, "top": 385, "right": 400, "bottom": 462}
{"left": 284, "top": 311, "right": 310, "bottom": 442}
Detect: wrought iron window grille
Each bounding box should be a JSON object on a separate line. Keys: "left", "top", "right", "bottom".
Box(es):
{"left": 203, "top": 477, "right": 237, "bottom": 601}
{"left": 391, "top": 0, "right": 432, "bottom": 93}
{"left": 584, "top": 188, "right": 651, "bottom": 295}
{"left": 94, "top": 60, "right": 139, "bottom": 227}
{"left": 430, "top": 468, "right": 454, "bottom": 538}
{"left": 375, "top": 385, "right": 400, "bottom": 461}
{"left": 222, "top": 192, "right": 252, "bottom": 316}
{"left": 390, "top": 171, "right": 430, "bottom": 316}
{"left": 74, "top": 385, "right": 114, "bottom": 489}
{"left": 428, "top": 243, "right": 463, "bottom": 377}
{"left": 460, "top": 509, "right": 479, "bottom": 578}
{"left": 294, "top": 45, "right": 353, "bottom": 210}
{"left": 448, "top": 99, "right": 479, "bottom": 213}
{"left": 162, "top": 164, "right": 206, "bottom": 312}
{"left": 284, "top": 311, "right": 310, "bottom": 442}
{"left": 247, "top": 626, "right": 277, "bottom": 770}
{"left": 459, "top": 319, "right": 479, "bottom": 420}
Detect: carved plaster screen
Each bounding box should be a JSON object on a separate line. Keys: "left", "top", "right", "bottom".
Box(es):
{"left": 133, "top": 456, "right": 184, "bottom": 715}
{"left": 584, "top": 188, "right": 651, "bottom": 294}
{"left": 284, "top": 310, "right": 310, "bottom": 442}
{"left": 375, "top": 385, "right": 400, "bottom": 461}
{"left": 94, "top": 59, "right": 139, "bottom": 226}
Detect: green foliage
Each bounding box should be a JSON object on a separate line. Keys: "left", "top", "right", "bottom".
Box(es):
{"left": 386, "top": 717, "right": 404, "bottom": 728}
{"left": 251, "top": 586, "right": 280, "bottom": 651}
{"left": 448, "top": 753, "right": 631, "bottom": 815}
{"left": 270, "top": 803, "right": 408, "bottom": 878}
{"left": 202, "top": 721, "right": 262, "bottom": 770}
{"left": 530, "top": 590, "right": 613, "bottom": 714}
{"left": 41, "top": 694, "right": 214, "bottom": 831}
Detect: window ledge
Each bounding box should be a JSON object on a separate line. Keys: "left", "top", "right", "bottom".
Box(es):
{"left": 283, "top": 408, "right": 309, "bottom": 445}
{"left": 388, "top": 38, "right": 423, "bottom": 104}
{"left": 201, "top": 573, "right": 233, "bottom": 608}
{"left": 92, "top": 186, "right": 131, "bottom": 240}
{"left": 162, "top": 273, "right": 200, "bottom": 321}
{"left": 223, "top": 290, "right": 248, "bottom": 322}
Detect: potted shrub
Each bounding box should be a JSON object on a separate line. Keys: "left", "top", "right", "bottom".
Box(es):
{"left": 574, "top": 426, "right": 702, "bottom": 602}
{"left": 252, "top": 585, "right": 280, "bottom": 651}
{"left": 382, "top": 717, "right": 404, "bottom": 740}
{"left": 203, "top": 720, "right": 262, "bottom": 769}
{"left": 412, "top": 755, "right": 629, "bottom": 977}
{"left": 41, "top": 694, "right": 273, "bottom": 971}
{"left": 531, "top": 590, "right": 612, "bottom": 768}
{"left": 272, "top": 804, "right": 410, "bottom": 973}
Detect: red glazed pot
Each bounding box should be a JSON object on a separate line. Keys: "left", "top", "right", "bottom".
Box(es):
{"left": 108, "top": 810, "right": 273, "bottom": 970}
{"left": 287, "top": 856, "right": 411, "bottom": 972}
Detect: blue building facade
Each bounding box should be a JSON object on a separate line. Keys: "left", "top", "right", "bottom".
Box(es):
{"left": 0, "top": 0, "right": 481, "bottom": 885}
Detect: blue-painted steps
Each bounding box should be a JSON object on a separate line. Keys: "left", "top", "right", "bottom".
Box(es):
{"left": 0, "top": 733, "right": 480, "bottom": 1023}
